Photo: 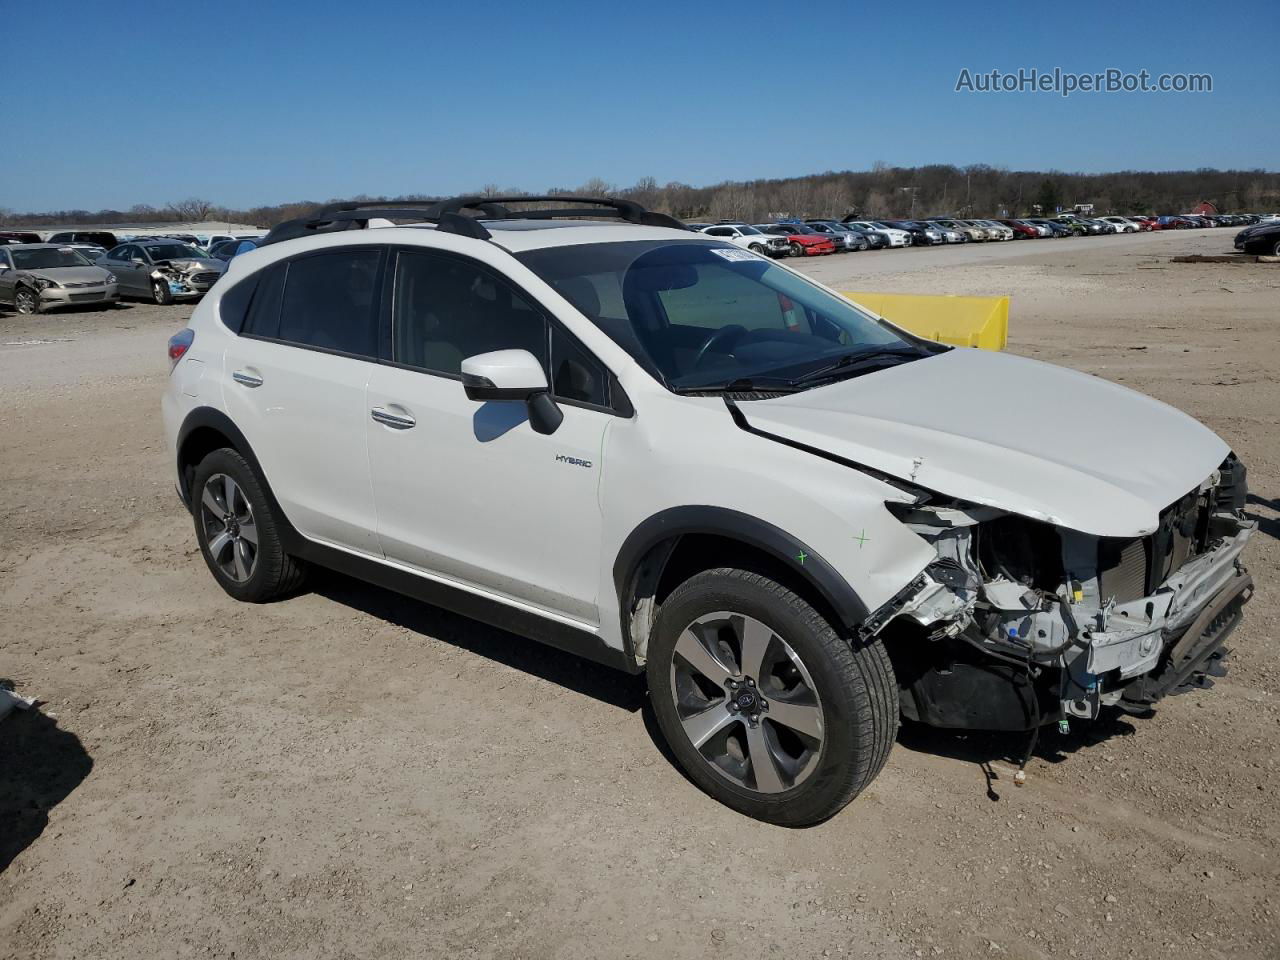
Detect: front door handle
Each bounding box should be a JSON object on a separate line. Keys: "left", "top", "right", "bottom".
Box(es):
{"left": 232, "top": 369, "right": 264, "bottom": 388}
{"left": 371, "top": 406, "right": 416, "bottom": 430}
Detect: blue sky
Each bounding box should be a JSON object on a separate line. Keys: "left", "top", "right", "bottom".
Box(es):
{"left": 9, "top": 0, "right": 1277, "bottom": 211}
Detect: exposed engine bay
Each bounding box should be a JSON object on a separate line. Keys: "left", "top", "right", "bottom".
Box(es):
{"left": 151, "top": 258, "right": 222, "bottom": 296}
{"left": 873, "top": 454, "right": 1256, "bottom": 730}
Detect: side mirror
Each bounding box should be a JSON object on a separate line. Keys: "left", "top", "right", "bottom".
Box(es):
{"left": 460, "top": 349, "right": 562, "bottom": 435}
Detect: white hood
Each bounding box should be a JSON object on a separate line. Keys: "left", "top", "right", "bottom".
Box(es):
{"left": 739, "top": 349, "right": 1229, "bottom": 538}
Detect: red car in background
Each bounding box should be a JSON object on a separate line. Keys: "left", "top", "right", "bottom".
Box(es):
{"left": 756, "top": 222, "right": 837, "bottom": 256}
{"left": 996, "top": 219, "right": 1041, "bottom": 239}
{"left": 1126, "top": 216, "right": 1158, "bottom": 231}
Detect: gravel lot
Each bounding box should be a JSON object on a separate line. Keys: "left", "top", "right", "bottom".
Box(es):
{"left": 2, "top": 229, "right": 1277, "bottom": 960}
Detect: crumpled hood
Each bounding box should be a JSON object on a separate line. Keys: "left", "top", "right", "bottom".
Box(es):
{"left": 159, "top": 258, "right": 224, "bottom": 273}
{"left": 739, "top": 349, "right": 1229, "bottom": 537}
{"left": 22, "top": 266, "right": 114, "bottom": 284}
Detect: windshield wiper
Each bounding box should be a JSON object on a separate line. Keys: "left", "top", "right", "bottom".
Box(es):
{"left": 671, "top": 376, "right": 803, "bottom": 395}
{"left": 793, "top": 347, "right": 926, "bottom": 384}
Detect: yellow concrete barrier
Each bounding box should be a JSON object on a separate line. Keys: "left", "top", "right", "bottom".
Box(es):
{"left": 842, "top": 291, "right": 1009, "bottom": 351}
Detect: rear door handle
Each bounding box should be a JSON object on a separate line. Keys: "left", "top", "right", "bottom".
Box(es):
{"left": 232, "top": 369, "right": 263, "bottom": 388}
{"left": 371, "top": 406, "right": 416, "bottom": 430}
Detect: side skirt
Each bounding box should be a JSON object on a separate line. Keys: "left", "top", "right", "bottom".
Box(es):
{"left": 286, "top": 534, "right": 640, "bottom": 676}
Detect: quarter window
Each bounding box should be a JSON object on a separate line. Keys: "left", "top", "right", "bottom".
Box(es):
{"left": 276, "top": 249, "right": 382, "bottom": 358}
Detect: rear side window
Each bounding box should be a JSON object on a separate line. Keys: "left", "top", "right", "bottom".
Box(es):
{"left": 276, "top": 249, "right": 382, "bottom": 358}
{"left": 242, "top": 262, "right": 287, "bottom": 338}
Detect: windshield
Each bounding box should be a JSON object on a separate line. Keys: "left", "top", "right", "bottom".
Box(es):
{"left": 12, "top": 247, "right": 93, "bottom": 270}
{"left": 145, "top": 243, "right": 204, "bottom": 261}
{"left": 517, "top": 240, "right": 927, "bottom": 391}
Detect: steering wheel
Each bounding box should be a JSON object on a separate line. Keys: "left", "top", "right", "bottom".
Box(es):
{"left": 691, "top": 324, "right": 748, "bottom": 370}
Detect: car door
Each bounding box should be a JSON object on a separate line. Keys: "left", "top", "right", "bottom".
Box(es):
{"left": 221, "top": 247, "right": 385, "bottom": 555}
{"left": 110, "top": 244, "right": 148, "bottom": 295}
{"left": 365, "top": 247, "right": 615, "bottom": 625}
{"left": 0, "top": 248, "right": 15, "bottom": 304}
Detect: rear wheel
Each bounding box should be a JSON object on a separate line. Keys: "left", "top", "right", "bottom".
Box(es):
{"left": 152, "top": 278, "right": 174, "bottom": 305}
{"left": 648, "top": 568, "right": 897, "bottom": 826}
{"left": 14, "top": 287, "right": 40, "bottom": 315}
{"left": 191, "top": 448, "right": 306, "bottom": 602}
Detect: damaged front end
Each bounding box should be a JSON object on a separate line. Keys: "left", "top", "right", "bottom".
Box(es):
{"left": 151, "top": 259, "right": 223, "bottom": 298}
{"left": 870, "top": 455, "right": 1256, "bottom": 731}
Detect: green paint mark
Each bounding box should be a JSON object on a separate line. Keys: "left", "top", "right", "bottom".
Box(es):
{"left": 796, "top": 551, "right": 808, "bottom": 565}
{"left": 854, "top": 529, "right": 870, "bottom": 548}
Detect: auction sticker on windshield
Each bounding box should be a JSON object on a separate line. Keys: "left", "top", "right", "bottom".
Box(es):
{"left": 708, "top": 247, "right": 764, "bottom": 262}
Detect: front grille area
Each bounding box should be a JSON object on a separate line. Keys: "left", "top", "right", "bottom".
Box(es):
{"left": 63, "top": 281, "right": 100, "bottom": 289}
{"left": 191, "top": 272, "right": 220, "bottom": 285}
{"left": 1097, "top": 491, "right": 1211, "bottom": 603}
{"left": 69, "top": 292, "right": 104, "bottom": 301}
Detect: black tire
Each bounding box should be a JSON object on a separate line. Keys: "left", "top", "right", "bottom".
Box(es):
{"left": 152, "top": 277, "right": 174, "bottom": 306}
{"left": 790, "top": 241, "right": 805, "bottom": 258}
{"left": 647, "top": 567, "right": 897, "bottom": 827}
{"left": 191, "top": 447, "right": 307, "bottom": 602}
{"left": 749, "top": 244, "right": 765, "bottom": 254}
{"left": 1272, "top": 239, "right": 1280, "bottom": 257}
{"left": 14, "top": 286, "right": 41, "bottom": 315}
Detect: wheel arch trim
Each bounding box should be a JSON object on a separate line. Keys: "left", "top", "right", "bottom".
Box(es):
{"left": 612, "top": 506, "right": 870, "bottom": 661}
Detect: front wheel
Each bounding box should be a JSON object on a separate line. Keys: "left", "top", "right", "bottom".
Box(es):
{"left": 790, "top": 242, "right": 805, "bottom": 257}
{"left": 749, "top": 244, "right": 765, "bottom": 254}
{"left": 152, "top": 277, "right": 174, "bottom": 305}
{"left": 648, "top": 568, "right": 898, "bottom": 826}
{"left": 1272, "top": 239, "right": 1280, "bottom": 257}
{"left": 14, "top": 287, "right": 41, "bottom": 315}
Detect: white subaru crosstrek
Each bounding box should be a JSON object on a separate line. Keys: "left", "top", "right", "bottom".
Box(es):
{"left": 162, "top": 196, "right": 1256, "bottom": 826}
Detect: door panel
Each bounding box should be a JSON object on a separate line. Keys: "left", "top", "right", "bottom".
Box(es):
{"left": 366, "top": 366, "right": 608, "bottom": 624}
{"left": 222, "top": 338, "right": 380, "bottom": 554}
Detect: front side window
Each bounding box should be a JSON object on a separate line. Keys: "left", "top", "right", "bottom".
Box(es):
{"left": 392, "top": 250, "right": 546, "bottom": 376}
{"left": 276, "top": 249, "right": 381, "bottom": 357}
{"left": 519, "top": 241, "right": 927, "bottom": 392}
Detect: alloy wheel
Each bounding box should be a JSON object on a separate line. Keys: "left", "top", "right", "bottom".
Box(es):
{"left": 200, "top": 473, "right": 259, "bottom": 582}
{"left": 15, "top": 289, "right": 38, "bottom": 314}
{"left": 669, "top": 611, "right": 824, "bottom": 794}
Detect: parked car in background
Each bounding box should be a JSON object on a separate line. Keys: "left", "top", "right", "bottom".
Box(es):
{"left": 1026, "top": 218, "right": 1071, "bottom": 237}
{"left": 99, "top": 239, "right": 226, "bottom": 304}
{"left": 973, "top": 219, "right": 1015, "bottom": 240}
{"left": 996, "top": 219, "right": 1040, "bottom": 239}
{"left": 1157, "top": 216, "right": 1193, "bottom": 229}
{"left": 842, "top": 219, "right": 911, "bottom": 247}
{"left": 758, "top": 222, "right": 836, "bottom": 256}
{"left": 195, "top": 234, "right": 236, "bottom": 251}
{"left": 0, "top": 231, "right": 43, "bottom": 245}
{"left": 876, "top": 220, "right": 939, "bottom": 245}
{"left": 209, "top": 237, "right": 266, "bottom": 263}
{"left": 0, "top": 243, "right": 118, "bottom": 314}
{"left": 1235, "top": 221, "right": 1280, "bottom": 256}
{"left": 700, "top": 224, "right": 792, "bottom": 257}
{"left": 926, "top": 218, "right": 982, "bottom": 242}
{"left": 46, "top": 230, "right": 119, "bottom": 248}
{"left": 802, "top": 220, "right": 870, "bottom": 251}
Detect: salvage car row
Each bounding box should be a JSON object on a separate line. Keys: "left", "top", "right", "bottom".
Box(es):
{"left": 687, "top": 212, "right": 1276, "bottom": 257}
{"left": 0, "top": 231, "right": 267, "bottom": 315}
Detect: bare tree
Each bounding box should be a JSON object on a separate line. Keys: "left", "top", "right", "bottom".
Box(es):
{"left": 167, "top": 198, "right": 216, "bottom": 222}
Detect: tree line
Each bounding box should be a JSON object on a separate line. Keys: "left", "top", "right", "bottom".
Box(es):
{"left": 4, "top": 165, "right": 1277, "bottom": 229}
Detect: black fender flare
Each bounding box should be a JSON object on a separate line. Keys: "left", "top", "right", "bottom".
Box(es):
{"left": 174, "top": 407, "right": 298, "bottom": 540}
{"left": 612, "top": 506, "right": 870, "bottom": 644}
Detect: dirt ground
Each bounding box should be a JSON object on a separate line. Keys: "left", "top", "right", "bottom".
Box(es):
{"left": 1, "top": 229, "right": 1277, "bottom": 960}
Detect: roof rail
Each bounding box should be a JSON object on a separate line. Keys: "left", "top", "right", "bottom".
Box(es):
{"left": 427, "top": 195, "right": 688, "bottom": 231}
{"left": 261, "top": 195, "right": 687, "bottom": 247}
